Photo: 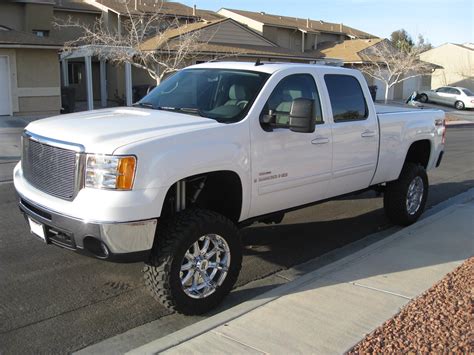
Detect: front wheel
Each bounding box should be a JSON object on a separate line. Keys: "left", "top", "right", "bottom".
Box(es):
{"left": 384, "top": 163, "right": 428, "bottom": 226}
{"left": 144, "top": 209, "right": 242, "bottom": 315}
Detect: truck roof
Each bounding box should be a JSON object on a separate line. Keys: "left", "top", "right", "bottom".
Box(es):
{"left": 187, "top": 61, "right": 354, "bottom": 75}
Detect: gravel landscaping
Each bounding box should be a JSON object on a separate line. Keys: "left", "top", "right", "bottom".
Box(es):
{"left": 349, "top": 257, "right": 473, "bottom": 353}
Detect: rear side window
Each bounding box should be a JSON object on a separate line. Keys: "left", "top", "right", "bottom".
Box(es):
{"left": 324, "top": 74, "right": 368, "bottom": 122}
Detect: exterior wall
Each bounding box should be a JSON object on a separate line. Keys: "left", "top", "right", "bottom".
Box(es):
{"left": 24, "top": 3, "right": 53, "bottom": 33}
{"left": 199, "top": 21, "right": 274, "bottom": 47}
{"left": 50, "top": 10, "right": 100, "bottom": 43}
{"left": 305, "top": 33, "right": 318, "bottom": 50}
{"left": 15, "top": 48, "right": 61, "bottom": 115}
{"left": 262, "top": 25, "right": 301, "bottom": 52}
{"left": 0, "top": 48, "right": 60, "bottom": 116}
{"left": 317, "top": 32, "right": 343, "bottom": 45}
{"left": 402, "top": 76, "right": 426, "bottom": 99}
{"left": 420, "top": 44, "right": 474, "bottom": 91}
{"left": 0, "top": 3, "right": 25, "bottom": 31}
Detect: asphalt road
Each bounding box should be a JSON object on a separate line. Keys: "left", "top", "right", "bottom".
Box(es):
{"left": 0, "top": 126, "right": 473, "bottom": 354}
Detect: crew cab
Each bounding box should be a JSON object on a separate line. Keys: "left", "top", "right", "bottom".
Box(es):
{"left": 14, "top": 62, "right": 446, "bottom": 314}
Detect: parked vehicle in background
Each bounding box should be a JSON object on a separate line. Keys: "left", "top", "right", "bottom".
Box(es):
{"left": 418, "top": 86, "right": 474, "bottom": 110}
{"left": 14, "top": 62, "right": 446, "bottom": 315}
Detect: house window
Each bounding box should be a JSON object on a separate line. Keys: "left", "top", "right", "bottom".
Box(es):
{"left": 32, "top": 30, "right": 49, "bottom": 37}
{"left": 68, "top": 63, "right": 83, "bottom": 84}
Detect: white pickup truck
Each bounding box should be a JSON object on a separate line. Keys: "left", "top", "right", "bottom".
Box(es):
{"left": 14, "top": 62, "right": 445, "bottom": 314}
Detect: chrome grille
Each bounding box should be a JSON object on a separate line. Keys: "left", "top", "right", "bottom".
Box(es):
{"left": 22, "top": 135, "right": 79, "bottom": 200}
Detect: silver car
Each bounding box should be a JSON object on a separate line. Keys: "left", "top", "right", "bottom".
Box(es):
{"left": 419, "top": 86, "right": 474, "bottom": 110}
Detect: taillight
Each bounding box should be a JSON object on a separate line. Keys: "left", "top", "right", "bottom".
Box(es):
{"left": 471, "top": 100, "right": 474, "bottom": 103}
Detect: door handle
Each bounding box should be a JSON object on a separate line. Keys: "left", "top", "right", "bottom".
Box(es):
{"left": 312, "top": 137, "right": 330, "bottom": 144}
{"left": 361, "top": 130, "right": 376, "bottom": 138}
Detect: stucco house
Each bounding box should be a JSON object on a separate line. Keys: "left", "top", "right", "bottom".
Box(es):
{"left": 2, "top": 1, "right": 425, "bottom": 114}
{"left": 420, "top": 43, "right": 474, "bottom": 91}
{"left": 0, "top": 1, "right": 66, "bottom": 116}
{"left": 139, "top": 18, "right": 321, "bottom": 64}
{"left": 217, "top": 8, "right": 374, "bottom": 53}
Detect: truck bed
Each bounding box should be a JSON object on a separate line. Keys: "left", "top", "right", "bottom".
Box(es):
{"left": 375, "top": 103, "right": 439, "bottom": 114}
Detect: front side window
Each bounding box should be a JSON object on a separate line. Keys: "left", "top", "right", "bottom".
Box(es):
{"left": 261, "top": 74, "right": 323, "bottom": 127}
{"left": 139, "top": 69, "right": 269, "bottom": 123}
{"left": 324, "top": 74, "right": 368, "bottom": 122}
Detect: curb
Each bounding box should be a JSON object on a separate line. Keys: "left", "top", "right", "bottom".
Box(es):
{"left": 123, "top": 188, "right": 474, "bottom": 354}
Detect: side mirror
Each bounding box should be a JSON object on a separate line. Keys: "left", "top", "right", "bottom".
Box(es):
{"left": 289, "top": 98, "right": 315, "bottom": 133}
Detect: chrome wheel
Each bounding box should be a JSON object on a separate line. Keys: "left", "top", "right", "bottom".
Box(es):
{"left": 406, "top": 176, "right": 424, "bottom": 215}
{"left": 455, "top": 101, "right": 464, "bottom": 110}
{"left": 180, "top": 234, "right": 231, "bottom": 299}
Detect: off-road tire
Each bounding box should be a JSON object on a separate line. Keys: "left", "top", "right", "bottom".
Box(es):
{"left": 384, "top": 163, "right": 428, "bottom": 226}
{"left": 144, "top": 209, "right": 242, "bottom": 315}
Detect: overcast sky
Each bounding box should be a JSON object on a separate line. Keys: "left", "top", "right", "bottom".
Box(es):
{"left": 179, "top": 0, "right": 473, "bottom": 46}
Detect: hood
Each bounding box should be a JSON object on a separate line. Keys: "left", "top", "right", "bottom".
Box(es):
{"left": 25, "top": 107, "right": 221, "bottom": 154}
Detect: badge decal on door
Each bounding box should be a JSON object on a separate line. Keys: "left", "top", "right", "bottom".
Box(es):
{"left": 255, "top": 171, "right": 288, "bottom": 183}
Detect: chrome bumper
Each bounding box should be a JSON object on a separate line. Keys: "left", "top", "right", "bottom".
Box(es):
{"left": 18, "top": 195, "right": 157, "bottom": 262}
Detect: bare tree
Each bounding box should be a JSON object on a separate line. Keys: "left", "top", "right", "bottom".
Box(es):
{"left": 56, "top": 5, "right": 238, "bottom": 84}
{"left": 359, "top": 39, "right": 434, "bottom": 102}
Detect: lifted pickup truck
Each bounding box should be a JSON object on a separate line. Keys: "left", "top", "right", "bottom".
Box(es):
{"left": 14, "top": 62, "right": 446, "bottom": 314}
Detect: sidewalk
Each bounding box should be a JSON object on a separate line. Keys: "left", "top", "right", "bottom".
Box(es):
{"left": 125, "top": 191, "right": 474, "bottom": 354}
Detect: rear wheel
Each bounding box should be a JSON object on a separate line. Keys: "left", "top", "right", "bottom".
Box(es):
{"left": 419, "top": 94, "right": 428, "bottom": 103}
{"left": 384, "top": 163, "right": 428, "bottom": 226}
{"left": 455, "top": 100, "right": 465, "bottom": 110}
{"left": 144, "top": 209, "right": 242, "bottom": 314}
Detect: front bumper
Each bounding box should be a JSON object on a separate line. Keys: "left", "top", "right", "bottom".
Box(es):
{"left": 18, "top": 195, "right": 157, "bottom": 262}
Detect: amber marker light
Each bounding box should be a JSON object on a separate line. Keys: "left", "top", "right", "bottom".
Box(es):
{"left": 117, "top": 156, "right": 136, "bottom": 190}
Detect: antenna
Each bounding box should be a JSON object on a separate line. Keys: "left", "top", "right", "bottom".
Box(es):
{"left": 255, "top": 58, "right": 263, "bottom": 66}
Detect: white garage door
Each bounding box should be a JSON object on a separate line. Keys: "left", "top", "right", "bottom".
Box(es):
{"left": 0, "top": 56, "right": 12, "bottom": 116}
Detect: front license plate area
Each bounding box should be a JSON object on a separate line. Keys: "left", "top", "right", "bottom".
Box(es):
{"left": 28, "top": 217, "right": 46, "bottom": 243}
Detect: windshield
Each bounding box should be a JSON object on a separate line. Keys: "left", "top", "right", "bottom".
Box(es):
{"left": 462, "top": 88, "right": 474, "bottom": 96}
{"left": 138, "top": 69, "right": 270, "bottom": 123}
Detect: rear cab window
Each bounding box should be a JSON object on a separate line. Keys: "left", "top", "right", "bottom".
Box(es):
{"left": 324, "top": 74, "right": 368, "bottom": 122}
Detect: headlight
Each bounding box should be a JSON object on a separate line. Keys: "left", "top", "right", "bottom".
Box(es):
{"left": 85, "top": 154, "right": 136, "bottom": 190}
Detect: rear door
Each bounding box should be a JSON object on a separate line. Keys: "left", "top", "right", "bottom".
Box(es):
{"left": 447, "top": 88, "right": 461, "bottom": 105}
{"left": 323, "top": 73, "right": 379, "bottom": 197}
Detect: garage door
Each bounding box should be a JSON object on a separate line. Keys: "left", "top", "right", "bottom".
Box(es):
{"left": 0, "top": 56, "right": 12, "bottom": 115}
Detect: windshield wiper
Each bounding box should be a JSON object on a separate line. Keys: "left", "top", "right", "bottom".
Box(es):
{"left": 133, "top": 102, "right": 156, "bottom": 109}
{"left": 156, "top": 106, "right": 205, "bottom": 117}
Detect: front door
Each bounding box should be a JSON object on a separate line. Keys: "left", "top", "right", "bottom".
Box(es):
{"left": 0, "top": 56, "right": 11, "bottom": 116}
{"left": 434, "top": 87, "right": 451, "bottom": 104}
{"left": 249, "top": 72, "right": 333, "bottom": 218}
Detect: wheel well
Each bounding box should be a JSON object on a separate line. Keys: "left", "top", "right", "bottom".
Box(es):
{"left": 405, "top": 140, "right": 431, "bottom": 168}
{"left": 161, "top": 171, "right": 243, "bottom": 222}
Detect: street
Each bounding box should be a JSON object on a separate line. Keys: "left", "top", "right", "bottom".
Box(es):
{"left": 0, "top": 126, "right": 473, "bottom": 354}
